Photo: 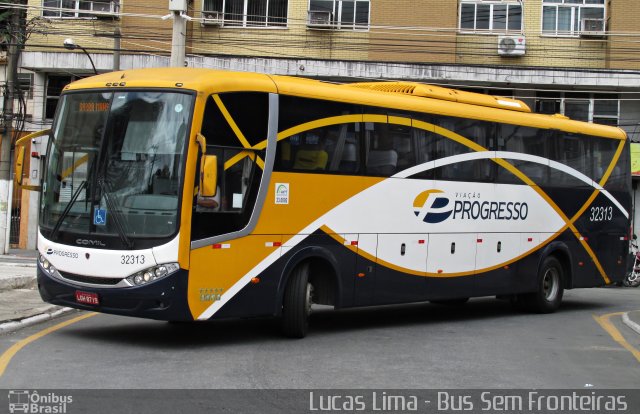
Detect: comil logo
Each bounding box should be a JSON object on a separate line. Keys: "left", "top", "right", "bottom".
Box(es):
{"left": 413, "top": 190, "right": 453, "bottom": 224}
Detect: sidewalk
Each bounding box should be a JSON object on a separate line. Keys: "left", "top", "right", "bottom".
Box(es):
{"left": 0, "top": 249, "right": 73, "bottom": 334}
{"left": 622, "top": 310, "right": 640, "bottom": 335}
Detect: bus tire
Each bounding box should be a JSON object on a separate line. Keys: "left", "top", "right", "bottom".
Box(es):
{"left": 521, "top": 256, "right": 564, "bottom": 313}
{"left": 282, "top": 263, "right": 313, "bottom": 338}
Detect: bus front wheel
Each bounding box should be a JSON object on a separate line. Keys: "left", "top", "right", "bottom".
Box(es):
{"left": 518, "top": 256, "right": 564, "bottom": 313}
{"left": 282, "top": 263, "right": 313, "bottom": 338}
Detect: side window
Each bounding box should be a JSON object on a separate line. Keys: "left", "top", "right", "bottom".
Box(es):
{"left": 191, "top": 92, "right": 268, "bottom": 241}
{"left": 495, "top": 125, "right": 552, "bottom": 186}
{"left": 550, "top": 133, "right": 593, "bottom": 187}
{"left": 601, "top": 139, "right": 629, "bottom": 193}
{"left": 428, "top": 116, "right": 494, "bottom": 182}
{"left": 361, "top": 109, "right": 415, "bottom": 177}
{"left": 411, "top": 113, "right": 476, "bottom": 180}
{"left": 364, "top": 121, "right": 399, "bottom": 177}
{"left": 276, "top": 96, "right": 361, "bottom": 175}
{"left": 593, "top": 138, "right": 618, "bottom": 185}
{"left": 201, "top": 93, "right": 269, "bottom": 147}
{"left": 277, "top": 123, "right": 360, "bottom": 173}
{"left": 446, "top": 117, "right": 493, "bottom": 150}
{"left": 389, "top": 116, "right": 415, "bottom": 172}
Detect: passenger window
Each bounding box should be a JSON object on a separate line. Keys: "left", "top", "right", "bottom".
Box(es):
{"left": 390, "top": 122, "right": 415, "bottom": 171}
{"left": 593, "top": 138, "right": 618, "bottom": 185}
{"left": 365, "top": 122, "right": 399, "bottom": 176}
{"left": 276, "top": 123, "right": 360, "bottom": 174}
{"left": 275, "top": 96, "right": 361, "bottom": 175}
{"left": 602, "top": 140, "right": 629, "bottom": 193}
{"left": 201, "top": 93, "right": 269, "bottom": 148}
{"left": 495, "top": 125, "right": 552, "bottom": 186}
{"left": 444, "top": 117, "right": 493, "bottom": 149}
{"left": 550, "top": 134, "right": 592, "bottom": 187}
{"left": 432, "top": 159, "right": 494, "bottom": 183}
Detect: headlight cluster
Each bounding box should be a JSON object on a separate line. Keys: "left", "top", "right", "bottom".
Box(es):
{"left": 126, "top": 263, "right": 180, "bottom": 287}
{"left": 38, "top": 253, "right": 58, "bottom": 276}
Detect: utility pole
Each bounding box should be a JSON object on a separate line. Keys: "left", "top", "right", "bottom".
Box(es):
{"left": 113, "top": 26, "right": 121, "bottom": 71}
{"left": 169, "top": 0, "right": 188, "bottom": 67}
{"left": 0, "top": 2, "right": 24, "bottom": 254}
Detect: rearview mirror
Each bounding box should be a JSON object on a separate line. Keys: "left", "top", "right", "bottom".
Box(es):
{"left": 200, "top": 155, "right": 218, "bottom": 197}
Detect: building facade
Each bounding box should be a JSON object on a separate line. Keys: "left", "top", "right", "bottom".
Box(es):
{"left": 3, "top": 0, "right": 640, "bottom": 247}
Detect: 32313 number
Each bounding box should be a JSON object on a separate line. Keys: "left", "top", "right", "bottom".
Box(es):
{"left": 121, "top": 255, "right": 145, "bottom": 265}
{"left": 589, "top": 206, "right": 612, "bottom": 222}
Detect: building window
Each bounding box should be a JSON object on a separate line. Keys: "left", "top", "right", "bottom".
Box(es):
{"left": 535, "top": 92, "right": 619, "bottom": 126}
{"left": 202, "top": 0, "right": 288, "bottom": 27}
{"left": 42, "top": 1, "right": 118, "bottom": 18}
{"left": 309, "top": 0, "right": 370, "bottom": 30}
{"left": 542, "top": 0, "right": 605, "bottom": 36}
{"left": 45, "top": 75, "right": 78, "bottom": 119}
{"left": 459, "top": 1, "right": 523, "bottom": 33}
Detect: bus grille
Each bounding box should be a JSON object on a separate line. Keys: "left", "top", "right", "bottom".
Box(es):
{"left": 58, "top": 271, "right": 123, "bottom": 286}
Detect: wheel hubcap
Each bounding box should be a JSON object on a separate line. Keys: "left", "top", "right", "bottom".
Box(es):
{"left": 542, "top": 268, "right": 559, "bottom": 301}
{"left": 305, "top": 283, "right": 314, "bottom": 315}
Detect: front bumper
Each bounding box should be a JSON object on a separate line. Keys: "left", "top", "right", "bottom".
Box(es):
{"left": 37, "top": 266, "right": 193, "bottom": 321}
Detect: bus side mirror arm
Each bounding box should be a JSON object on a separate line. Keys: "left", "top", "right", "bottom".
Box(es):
{"left": 196, "top": 133, "right": 207, "bottom": 153}
{"left": 14, "top": 129, "right": 50, "bottom": 191}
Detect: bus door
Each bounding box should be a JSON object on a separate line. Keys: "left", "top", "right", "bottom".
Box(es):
{"left": 373, "top": 234, "right": 428, "bottom": 304}
{"left": 426, "top": 233, "right": 477, "bottom": 299}
{"left": 474, "top": 232, "right": 521, "bottom": 295}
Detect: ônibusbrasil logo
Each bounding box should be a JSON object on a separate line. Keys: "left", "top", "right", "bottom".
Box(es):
{"left": 413, "top": 189, "right": 529, "bottom": 224}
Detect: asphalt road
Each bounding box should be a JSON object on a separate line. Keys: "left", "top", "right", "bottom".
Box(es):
{"left": 0, "top": 288, "right": 638, "bottom": 389}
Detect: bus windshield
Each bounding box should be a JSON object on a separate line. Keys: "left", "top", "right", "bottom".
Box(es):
{"left": 40, "top": 91, "right": 193, "bottom": 245}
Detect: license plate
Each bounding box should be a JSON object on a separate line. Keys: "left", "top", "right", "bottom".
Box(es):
{"left": 75, "top": 290, "right": 99, "bottom": 305}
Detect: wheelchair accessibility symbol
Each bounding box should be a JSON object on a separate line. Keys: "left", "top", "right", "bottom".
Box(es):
{"left": 94, "top": 208, "right": 107, "bottom": 226}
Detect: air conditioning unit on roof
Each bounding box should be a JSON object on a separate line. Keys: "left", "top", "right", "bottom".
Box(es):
{"left": 307, "top": 10, "right": 333, "bottom": 29}
{"left": 498, "top": 35, "right": 526, "bottom": 56}
{"left": 580, "top": 18, "right": 606, "bottom": 37}
{"left": 202, "top": 10, "right": 223, "bottom": 26}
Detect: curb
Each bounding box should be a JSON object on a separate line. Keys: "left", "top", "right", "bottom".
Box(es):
{"left": 0, "top": 307, "right": 76, "bottom": 335}
{"left": 0, "top": 275, "right": 37, "bottom": 291}
{"left": 621, "top": 312, "right": 640, "bottom": 336}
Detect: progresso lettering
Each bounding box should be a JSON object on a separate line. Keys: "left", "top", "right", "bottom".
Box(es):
{"left": 453, "top": 200, "right": 528, "bottom": 221}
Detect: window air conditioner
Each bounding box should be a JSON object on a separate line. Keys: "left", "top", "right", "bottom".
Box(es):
{"left": 202, "top": 10, "right": 223, "bottom": 26}
{"left": 307, "top": 11, "right": 333, "bottom": 29}
{"left": 580, "top": 18, "right": 605, "bottom": 37}
{"left": 498, "top": 35, "right": 526, "bottom": 56}
{"left": 93, "top": 1, "right": 118, "bottom": 19}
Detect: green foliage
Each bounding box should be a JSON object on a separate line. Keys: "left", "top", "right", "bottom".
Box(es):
{"left": 1, "top": 8, "right": 12, "bottom": 50}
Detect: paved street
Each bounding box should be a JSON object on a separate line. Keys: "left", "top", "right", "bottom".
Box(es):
{"left": 0, "top": 287, "right": 638, "bottom": 389}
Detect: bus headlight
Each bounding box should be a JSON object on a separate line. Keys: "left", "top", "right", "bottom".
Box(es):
{"left": 38, "top": 253, "right": 55, "bottom": 275}
{"left": 126, "top": 263, "right": 179, "bottom": 287}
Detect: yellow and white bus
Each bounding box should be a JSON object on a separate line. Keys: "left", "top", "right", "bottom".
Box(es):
{"left": 22, "top": 68, "right": 630, "bottom": 337}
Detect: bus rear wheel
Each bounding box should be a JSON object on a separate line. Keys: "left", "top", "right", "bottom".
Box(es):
{"left": 519, "top": 256, "right": 564, "bottom": 313}
{"left": 282, "top": 263, "right": 313, "bottom": 338}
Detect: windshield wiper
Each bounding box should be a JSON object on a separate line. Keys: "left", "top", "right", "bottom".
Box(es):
{"left": 98, "top": 178, "right": 134, "bottom": 249}
{"left": 50, "top": 180, "right": 87, "bottom": 241}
